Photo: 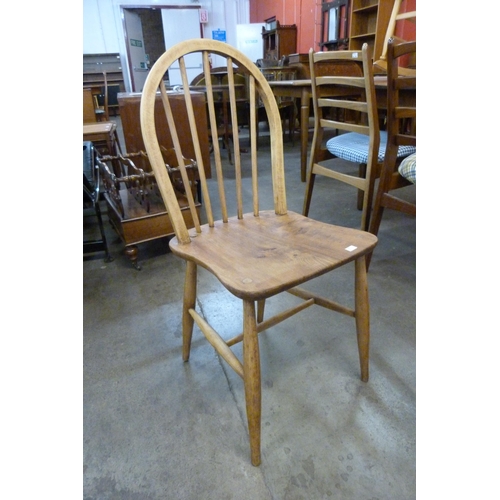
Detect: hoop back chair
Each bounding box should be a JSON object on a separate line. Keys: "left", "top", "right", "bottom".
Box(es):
{"left": 367, "top": 39, "right": 416, "bottom": 269}
{"left": 303, "top": 44, "right": 414, "bottom": 231}
{"left": 140, "top": 39, "right": 378, "bottom": 466}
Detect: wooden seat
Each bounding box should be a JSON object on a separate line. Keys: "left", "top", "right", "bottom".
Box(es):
{"left": 302, "top": 44, "right": 415, "bottom": 231}
{"left": 367, "top": 39, "right": 416, "bottom": 269}
{"left": 140, "top": 39, "right": 378, "bottom": 466}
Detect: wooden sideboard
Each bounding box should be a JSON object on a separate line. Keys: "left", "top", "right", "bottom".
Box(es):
{"left": 118, "top": 91, "right": 211, "bottom": 178}
{"left": 97, "top": 91, "right": 211, "bottom": 269}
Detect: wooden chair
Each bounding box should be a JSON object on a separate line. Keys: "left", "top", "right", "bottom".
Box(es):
{"left": 83, "top": 76, "right": 124, "bottom": 168}
{"left": 93, "top": 71, "right": 109, "bottom": 121}
{"left": 302, "top": 44, "right": 415, "bottom": 231}
{"left": 367, "top": 39, "right": 416, "bottom": 269}
{"left": 140, "top": 39, "right": 378, "bottom": 466}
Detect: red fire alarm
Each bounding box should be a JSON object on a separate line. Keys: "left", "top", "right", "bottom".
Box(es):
{"left": 199, "top": 9, "right": 208, "bottom": 23}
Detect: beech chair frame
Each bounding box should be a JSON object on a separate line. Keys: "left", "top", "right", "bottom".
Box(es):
{"left": 140, "top": 39, "right": 378, "bottom": 466}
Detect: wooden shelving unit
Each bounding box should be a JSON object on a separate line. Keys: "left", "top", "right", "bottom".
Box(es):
{"left": 83, "top": 53, "right": 124, "bottom": 89}
{"left": 83, "top": 53, "right": 125, "bottom": 114}
{"left": 348, "top": 0, "right": 395, "bottom": 67}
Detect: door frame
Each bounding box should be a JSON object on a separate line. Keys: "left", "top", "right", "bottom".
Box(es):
{"left": 121, "top": 5, "right": 203, "bottom": 91}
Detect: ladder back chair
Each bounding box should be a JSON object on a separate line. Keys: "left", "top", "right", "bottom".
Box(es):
{"left": 302, "top": 44, "right": 383, "bottom": 231}
{"left": 303, "top": 44, "right": 415, "bottom": 231}
{"left": 140, "top": 39, "right": 378, "bottom": 466}
{"left": 367, "top": 39, "right": 416, "bottom": 269}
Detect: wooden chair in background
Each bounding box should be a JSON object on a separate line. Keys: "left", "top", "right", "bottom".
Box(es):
{"left": 367, "top": 39, "right": 416, "bottom": 269}
{"left": 302, "top": 44, "right": 415, "bottom": 231}
{"left": 93, "top": 71, "right": 109, "bottom": 121}
{"left": 302, "top": 44, "right": 380, "bottom": 231}
{"left": 83, "top": 75, "right": 123, "bottom": 167}
{"left": 140, "top": 39, "right": 378, "bottom": 466}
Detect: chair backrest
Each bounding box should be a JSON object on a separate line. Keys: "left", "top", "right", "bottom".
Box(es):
{"left": 308, "top": 43, "right": 380, "bottom": 167}
{"left": 385, "top": 39, "right": 416, "bottom": 163}
{"left": 97, "top": 71, "right": 110, "bottom": 121}
{"left": 140, "top": 39, "right": 286, "bottom": 245}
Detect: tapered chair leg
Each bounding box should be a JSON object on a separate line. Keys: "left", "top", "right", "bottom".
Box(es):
{"left": 182, "top": 261, "right": 197, "bottom": 362}
{"left": 243, "top": 299, "right": 262, "bottom": 466}
{"left": 354, "top": 257, "right": 370, "bottom": 382}
{"left": 302, "top": 172, "right": 316, "bottom": 216}
{"left": 357, "top": 163, "right": 367, "bottom": 211}
{"left": 257, "top": 299, "right": 265, "bottom": 323}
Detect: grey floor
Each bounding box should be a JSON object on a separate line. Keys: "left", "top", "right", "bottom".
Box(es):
{"left": 83, "top": 117, "right": 416, "bottom": 499}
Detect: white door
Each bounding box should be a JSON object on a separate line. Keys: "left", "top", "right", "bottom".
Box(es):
{"left": 124, "top": 10, "right": 150, "bottom": 92}
{"left": 162, "top": 9, "right": 202, "bottom": 85}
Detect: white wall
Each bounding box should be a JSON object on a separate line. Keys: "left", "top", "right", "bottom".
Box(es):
{"left": 83, "top": 0, "right": 250, "bottom": 91}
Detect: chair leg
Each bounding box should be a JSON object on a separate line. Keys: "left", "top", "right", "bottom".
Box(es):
{"left": 354, "top": 257, "right": 370, "bottom": 382}
{"left": 357, "top": 163, "right": 367, "bottom": 211}
{"left": 94, "top": 200, "right": 113, "bottom": 263}
{"left": 182, "top": 260, "right": 197, "bottom": 362}
{"left": 257, "top": 299, "right": 265, "bottom": 323}
{"left": 302, "top": 171, "right": 316, "bottom": 216}
{"left": 366, "top": 201, "right": 385, "bottom": 271}
{"left": 243, "top": 299, "right": 262, "bottom": 466}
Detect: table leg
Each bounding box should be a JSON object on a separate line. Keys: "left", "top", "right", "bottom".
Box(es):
{"left": 300, "top": 89, "right": 310, "bottom": 182}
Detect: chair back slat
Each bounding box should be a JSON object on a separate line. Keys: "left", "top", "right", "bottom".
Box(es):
{"left": 309, "top": 45, "right": 379, "bottom": 149}
{"left": 140, "top": 39, "right": 286, "bottom": 246}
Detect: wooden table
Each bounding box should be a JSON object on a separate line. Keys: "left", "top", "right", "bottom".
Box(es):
{"left": 269, "top": 79, "right": 312, "bottom": 182}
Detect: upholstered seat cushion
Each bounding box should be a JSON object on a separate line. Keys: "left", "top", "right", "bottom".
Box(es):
{"left": 398, "top": 153, "right": 416, "bottom": 184}
{"left": 326, "top": 131, "right": 416, "bottom": 164}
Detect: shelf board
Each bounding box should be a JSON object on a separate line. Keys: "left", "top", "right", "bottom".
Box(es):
{"left": 352, "top": 4, "right": 378, "bottom": 14}
{"left": 350, "top": 32, "right": 376, "bottom": 39}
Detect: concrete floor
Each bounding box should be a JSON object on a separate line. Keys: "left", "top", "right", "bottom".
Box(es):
{"left": 83, "top": 118, "right": 416, "bottom": 499}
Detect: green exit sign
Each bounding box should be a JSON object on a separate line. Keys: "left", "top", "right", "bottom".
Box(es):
{"left": 130, "top": 39, "right": 143, "bottom": 47}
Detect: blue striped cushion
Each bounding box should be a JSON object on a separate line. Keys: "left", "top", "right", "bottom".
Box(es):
{"left": 326, "top": 131, "right": 416, "bottom": 164}
{"left": 398, "top": 153, "right": 416, "bottom": 184}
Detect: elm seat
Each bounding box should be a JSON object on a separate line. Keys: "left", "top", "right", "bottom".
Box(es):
{"left": 140, "top": 39, "right": 378, "bottom": 466}
{"left": 326, "top": 131, "right": 416, "bottom": 165}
